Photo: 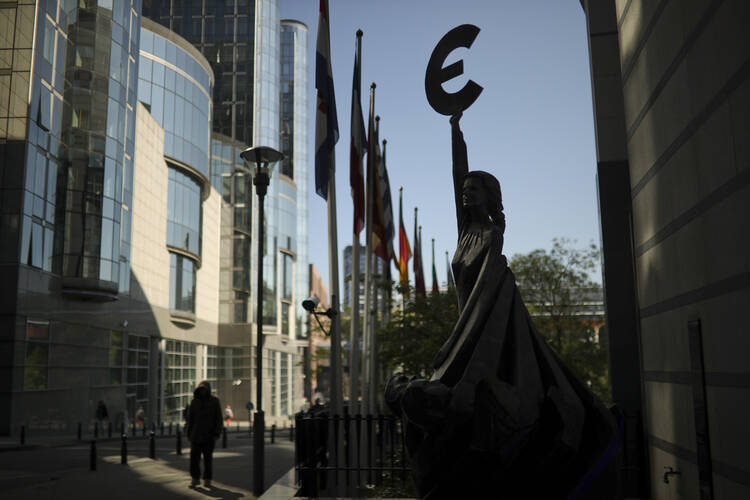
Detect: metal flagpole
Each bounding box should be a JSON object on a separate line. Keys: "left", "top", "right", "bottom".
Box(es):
{"left": 362, "top": 83, "right": 375, "bottom": 416}
{"left": 328, "top": 159, "right": 342, "bottom": 418}
{"left": 349, "top": 30, "right": 363, "bottom": 415}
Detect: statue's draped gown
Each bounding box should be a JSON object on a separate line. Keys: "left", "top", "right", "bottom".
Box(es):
{"left": 386, "top": 121, "right": 620, "bottom": 499}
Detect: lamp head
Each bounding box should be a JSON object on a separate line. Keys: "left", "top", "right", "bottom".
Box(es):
{"left": 302, "top": 296, "right": 320, "bottom": 313}
{"left": 241, "top": 146, "right": 283, "bottom": 195}
{"left": 240, "top": 146, "right": 284, "bottom": 172}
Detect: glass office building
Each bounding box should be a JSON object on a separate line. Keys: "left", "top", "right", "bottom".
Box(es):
{"left": 0, "top": 0, "right": 142, "bottom": 299}
{"left": 0, "top": 0, "right": 143, "bottom": 434}
{"left": 280, "top": 20, "right": 309, "bottom": 342}
{"left": 143, "top": 0, "right": 307, "bottom": 419}
{"left": 210, "top": 134, "right": 253, "bottom": 325}
{"left": 0, "top": 1, "right": 309, "bottom": 435}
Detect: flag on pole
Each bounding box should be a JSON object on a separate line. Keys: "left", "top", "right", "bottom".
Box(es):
{"left": 368, "top": 113, "right": 387, "bottom": 261}
{"left": 397, "top": 188, "right": 411, "bottom": 285}
{"left": 414, "top": 209, "right": 426, "bottom": 297}
{"left": 350, "top": 31, "right": 366, "bottom": 233}
{"left": 315, "top": 0, "right": 339, "bottom": 200}
{"left": 431, "top": 238, "right": 439, "bottom": 294}
{"left": 376, "top": 139, "right": 395, "bottom": 264}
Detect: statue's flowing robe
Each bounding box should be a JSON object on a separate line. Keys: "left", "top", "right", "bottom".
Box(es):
{"left": 387, "top": 121, "right": 620, "bottom": 499}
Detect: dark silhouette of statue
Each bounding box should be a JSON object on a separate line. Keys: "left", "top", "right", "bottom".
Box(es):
{"left": 385, "top": 113, "right": 621, "bottom": 499}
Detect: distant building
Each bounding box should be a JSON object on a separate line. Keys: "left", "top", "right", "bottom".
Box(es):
{"left": 343, "top": 244, "right": 385, "bottom": 314}
{"left": 306, "top": 264, "right": 329, "bottom": 405}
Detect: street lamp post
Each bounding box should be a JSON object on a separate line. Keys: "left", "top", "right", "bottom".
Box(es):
{"left": 240, "top": 146, "right": 283, "bottom": 497}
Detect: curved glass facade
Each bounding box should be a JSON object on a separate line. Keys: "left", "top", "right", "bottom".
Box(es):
{"left": 21, "top": 0, "right": 142, "bottom": 292}
{"left": 137, "top": 22, "right": 212, "bottom": 180}
{"left": 142, "top": 0, "right": 256, "bottom": 145}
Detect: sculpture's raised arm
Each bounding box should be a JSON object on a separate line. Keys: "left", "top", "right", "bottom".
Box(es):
{"left": 450, "top": 112, "right": 468, "bottom": 233}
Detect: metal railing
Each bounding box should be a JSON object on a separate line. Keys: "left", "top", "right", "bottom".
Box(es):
{"left": 294, "top": 411, "right": 410, "bottom": 497}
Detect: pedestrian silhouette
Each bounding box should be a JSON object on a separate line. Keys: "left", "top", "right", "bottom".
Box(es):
{"left": 96, "top": 400, "right": 108, "bottom": 425}
{"left": 186, "top": 381, "right": 223, "bottom": 488}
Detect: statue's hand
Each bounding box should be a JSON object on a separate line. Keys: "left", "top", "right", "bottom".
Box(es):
{"left": 402, "top": 380, "right": 451, "bottom": 433}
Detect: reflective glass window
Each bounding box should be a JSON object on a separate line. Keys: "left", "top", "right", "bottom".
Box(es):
{"left": 166, "top": 166, "right": 202, "bottom": 256}
{"left": 281, "top": 252, "right": 293, "bottom": 300}
{"left": 169, "top": 253, "right": 196, "bottom": 313}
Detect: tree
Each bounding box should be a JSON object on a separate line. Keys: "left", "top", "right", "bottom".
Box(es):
{"left": 510, "top": 238, "right": 611, "bottom": 405}
{"left": 377, "top": 284, "right": 458, "bottom": 378}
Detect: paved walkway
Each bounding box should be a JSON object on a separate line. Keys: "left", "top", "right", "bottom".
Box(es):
{"left": 0, "top": 430, "right": 295, "bottom": 499}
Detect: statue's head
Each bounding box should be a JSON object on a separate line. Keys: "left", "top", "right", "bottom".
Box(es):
{"left": 462, "top": 170, "right": 505, "bottom": 231}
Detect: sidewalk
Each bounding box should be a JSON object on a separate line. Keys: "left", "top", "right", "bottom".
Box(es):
{"left": 5, "top": 454, "right": 257, "bottom": 500}
{"left": 0, "top": 430, "right": 296, "bottom": 499}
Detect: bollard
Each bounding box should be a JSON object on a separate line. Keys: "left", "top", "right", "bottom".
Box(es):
{"left": 108, "top": 421, "right": 112, "bottom": 439}
{"left": 271, "top": 424, "right": 276, "bottom": 443}
{"left": 20, "top": 425, "right": 25, "bottom": 445}
{"left": 176, "top": 428, "right": 182, "bottom": 455}
{"left": 121, "top": 434, "right": 127, "bottom": 465}
{"left": 149, "top": 431, "right": 155, "bottom": 459}
{"left": 222, "top": 427, "right": 227, "bottom": 448}
{"left": 90, "top": 440, "right": 97, "bottom": 471}
{"left": 77, "top": 422, "right": 82, "bottom": 440}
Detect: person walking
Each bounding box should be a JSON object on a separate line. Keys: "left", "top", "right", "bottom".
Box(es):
{"left": 224, "top": 404, "right": 233, "bottom": 426}
{"left": 95, "top": 400, "right": 108, "bottom": 426}
{"left": 135, "top": 405, "right": 145, "bottom": 429}
{"left": 186, "top": 381, "right": 223, "bottom": 488}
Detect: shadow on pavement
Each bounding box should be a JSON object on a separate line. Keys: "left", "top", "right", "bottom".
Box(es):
{"left": 189, "top": 484, "right": 245, "bottom": 499}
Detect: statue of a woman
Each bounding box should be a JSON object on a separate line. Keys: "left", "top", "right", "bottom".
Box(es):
{"left": 386, "top": 113, "right": 620, "bottom": 499}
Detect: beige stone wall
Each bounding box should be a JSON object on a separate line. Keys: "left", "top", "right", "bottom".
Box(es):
{"left": 131, "top": 101, "right": 219, "bottom": 346}
{"left": 197, "top": 187, "right": 220, "bottom": 325}
{"left": 131, "top": 102, "right": 170, "bottom": 309}
{"left": 615, "top": 0, "right": 750, "bottom": 497}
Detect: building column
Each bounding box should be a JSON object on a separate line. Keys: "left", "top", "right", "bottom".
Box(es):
{"left": 148, "top": 336, "right": 160, "bottom": 427}
{"left": 582, "top": 0, "right": 649, "bottom": 497}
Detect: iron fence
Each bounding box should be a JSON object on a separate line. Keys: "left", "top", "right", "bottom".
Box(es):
{"left": 294, "top": 411, "right": 411, "bottom": 497}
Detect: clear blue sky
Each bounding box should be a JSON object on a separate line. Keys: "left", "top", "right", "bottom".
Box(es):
{"left": 280, "top": 1, "right": 601, "bottom": 292}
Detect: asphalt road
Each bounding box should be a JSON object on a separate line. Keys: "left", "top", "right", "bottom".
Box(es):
{"left": 0, "top": 432, "right": 295, "bottom": 499}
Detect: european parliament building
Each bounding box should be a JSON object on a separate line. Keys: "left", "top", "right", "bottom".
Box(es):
{"left": 0, "top": 0, "right": 309, "bottom": 434}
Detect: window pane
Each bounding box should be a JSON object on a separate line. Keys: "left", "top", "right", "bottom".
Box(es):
{"left": 26, "top": 323, "right": 49, "bottom": 340}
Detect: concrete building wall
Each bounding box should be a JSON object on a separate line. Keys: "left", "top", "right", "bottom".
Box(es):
{"left": 587, "top": 0, "right": 750, "bottom": 497}
{"left": 197, "top": 189, "right": 221, "bottom": 325}
{"left": 131, "top": 102, "right": 170, "bottom": 310}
